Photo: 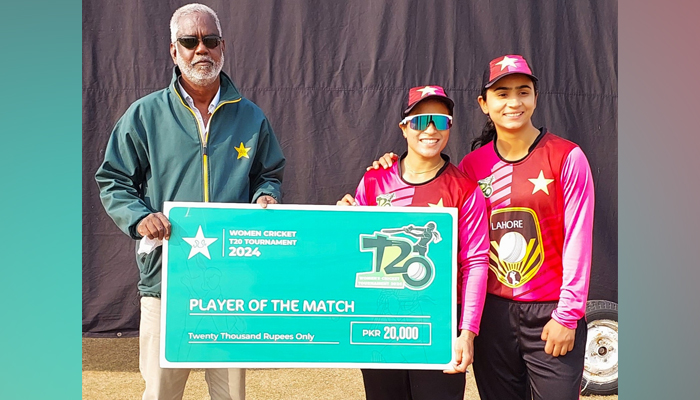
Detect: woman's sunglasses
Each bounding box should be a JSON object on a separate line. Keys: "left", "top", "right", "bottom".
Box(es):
{"left": 400, "top": 114, "right": 453, "bottom": 131}
{"left": 176, "top": 35, "right": 222, "bottom": 50}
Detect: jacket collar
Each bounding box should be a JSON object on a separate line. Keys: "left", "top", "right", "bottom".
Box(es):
{"left": 169, "top": 66, "right": 242, "bottom": 103}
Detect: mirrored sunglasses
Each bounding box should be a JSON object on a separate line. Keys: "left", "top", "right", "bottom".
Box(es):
{"left": 176, "top": 35, "right": 222, "bottom": 50}
{"left": 400, "top": 114, "right": 453, "bottom": 130}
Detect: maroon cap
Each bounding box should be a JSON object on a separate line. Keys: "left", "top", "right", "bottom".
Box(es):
{"left": 402, "top": 85, "right": 454, "bottom": 118}
{"left": 484, "top": 55, "right": 538, "bottom": 88}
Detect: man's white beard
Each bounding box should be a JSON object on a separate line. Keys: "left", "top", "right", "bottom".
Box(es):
{"left": 176, "top": 49, "right": 224, "bottom": 87}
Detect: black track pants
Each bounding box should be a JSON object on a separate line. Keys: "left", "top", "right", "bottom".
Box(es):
{"left": 361, "top": 368, "right": 466, "bottom": 400}
{"left": 472, "top": 294, "right": 587, "bottom": 400}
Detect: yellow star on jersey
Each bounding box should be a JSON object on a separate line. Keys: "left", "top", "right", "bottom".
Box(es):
{"left": 234, "top": 142, "right": 251, "bottom": 159}
{"left": 528, "top": 170, "right": 554, "bottom": 195}
{"left": 495, "top": 55, "right": 518, "bottom": 71}
{"left": 417, "top": 86, "right": 438, "bottom": 97}
{"left": 428, "top": 198, "right": 444, "bottom": 207}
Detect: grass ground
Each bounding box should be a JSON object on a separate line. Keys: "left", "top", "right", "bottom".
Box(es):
{"left": 83, "top": 338, "right": 617, "bottom": 400}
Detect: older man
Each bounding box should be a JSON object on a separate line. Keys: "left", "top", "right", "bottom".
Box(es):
{"left": 95, "top": 3, "right": 285, "bottom": 399}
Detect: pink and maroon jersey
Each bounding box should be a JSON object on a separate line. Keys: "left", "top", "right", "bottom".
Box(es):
{"left": 355, "top": 155, "right": 490, "bottom": 334}
{"left": 458, "top": 132, "right": 595, "bottom": 329}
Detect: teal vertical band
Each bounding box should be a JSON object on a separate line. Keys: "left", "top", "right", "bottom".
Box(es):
{"left": 0, "top": 1, "right": 81, "bottom": 399}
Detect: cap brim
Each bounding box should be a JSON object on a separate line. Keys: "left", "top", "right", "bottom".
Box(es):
{"left": 484, "top": 72, "right": 538, "bottom": 89}
{"left": 402, "top": 95, "right": 455, "bottom": 118}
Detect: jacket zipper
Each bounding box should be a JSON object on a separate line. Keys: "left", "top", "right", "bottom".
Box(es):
{"left": 202, "top": 142, "right": 209, "bottom": 202}
{"left": 173, "top": 87, "right": 241, "bottom": 202}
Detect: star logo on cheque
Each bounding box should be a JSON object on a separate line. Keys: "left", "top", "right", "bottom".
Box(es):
{"left": 183, "top": 226, "right": 218, "bottom": 259}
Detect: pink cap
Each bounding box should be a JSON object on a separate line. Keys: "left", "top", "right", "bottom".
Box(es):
{"left": 484, "top": 55, "right": 538, "bottom": 88}
{"left": 402, "top": 85, "right": 454, "bottom": 118}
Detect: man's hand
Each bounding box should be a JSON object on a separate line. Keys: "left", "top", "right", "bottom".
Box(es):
{"left": 137, "top": 212, "right": 171, "bottom": 240}
{"left": 256, "top": 195, "right": 278, "bottom": 208}
{"left": 541, "top": 318, "right": 576, "bottom": 357}
{"left": 444, "top": 329, "right": 476, "bottom": 374}
{"left": 366, "top": 152, "right": 399, "bottom": 171}
{"left": 336, "top": 194, "right": 357, "bottom": 206}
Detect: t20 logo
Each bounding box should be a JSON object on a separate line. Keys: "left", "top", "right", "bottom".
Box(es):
{"left": 355, "top": 222, "right": 440, "bottom": 290}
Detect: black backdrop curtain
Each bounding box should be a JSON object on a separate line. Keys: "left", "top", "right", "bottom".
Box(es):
{"left": 83, "top": 0, "right": 617, "bottom": 336}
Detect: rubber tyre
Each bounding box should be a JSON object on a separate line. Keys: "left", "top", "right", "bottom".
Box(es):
{"left": 581, "top": 300, "right": 618, "bottom": 396}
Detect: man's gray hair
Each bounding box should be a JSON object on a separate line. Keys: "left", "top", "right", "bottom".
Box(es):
{"left": 170, "top": 3, "right": 222, "bottom": 43}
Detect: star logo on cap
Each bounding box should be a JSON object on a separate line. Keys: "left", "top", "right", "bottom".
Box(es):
{"left": 234, "top": 142, "right": 251, "bottom": 159}
{"left": 528, "top": 170, "right": 554, "bottom": 195}
{"left": 417, "top": 86, "right": 438, "bottom": 97}
{"left": 495, "top": 55, "right": 518, "bottom": 71}
{"left": 183, "top": 225, "right": 218, "bottom": 259}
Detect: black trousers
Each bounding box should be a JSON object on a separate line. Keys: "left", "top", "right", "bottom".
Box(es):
{"left": 472, "top": 294, "right": 587, "bottom": 400}
{"left": 361, "top": 368, "right": 465, "bottom": 400}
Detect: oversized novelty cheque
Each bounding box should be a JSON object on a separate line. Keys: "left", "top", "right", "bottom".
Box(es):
{"left": 161, "top": 202, "right": 457, "bottom": 369}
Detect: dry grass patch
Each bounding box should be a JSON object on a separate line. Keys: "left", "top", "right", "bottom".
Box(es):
{"left": 83, "top": 338, "right": 616, "bottom": 400}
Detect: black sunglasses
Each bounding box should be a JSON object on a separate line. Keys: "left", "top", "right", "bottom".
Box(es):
{"left": 176, "top": 35, "right": 222, "bottom": 50}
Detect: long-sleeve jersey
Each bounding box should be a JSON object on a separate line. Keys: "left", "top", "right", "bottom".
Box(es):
{"left": 354, "top": 154, "right": 490, "bottom": 334}
{"left": 457, "top": 131, "right": 595, "bottom": 329}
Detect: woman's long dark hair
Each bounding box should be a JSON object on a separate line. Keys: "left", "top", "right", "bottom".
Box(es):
{"left": 471, "top": 114, "right": 497, "bottom": 151}
{"left": 470, "top": 77, "right": 539, "bottom": 151}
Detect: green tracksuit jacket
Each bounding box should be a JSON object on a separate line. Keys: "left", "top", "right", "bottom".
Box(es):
{"left": 95, "top": 67, "right": 286, "bottom": 297}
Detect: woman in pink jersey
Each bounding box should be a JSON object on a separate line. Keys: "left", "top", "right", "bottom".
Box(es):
{"left": 338, "top": 86, "right": 490, "bottom": 400}
{"left": 369, "top": 56, "right": 595, "bottom": 400}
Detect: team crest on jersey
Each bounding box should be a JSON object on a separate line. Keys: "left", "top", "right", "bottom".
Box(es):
{"left": 478, "top": 175, "right": 495, "bottom": 198}
{"left": 355, "top": 222, "right": 440, "bottom": 290}
{"left": 376, "top": 193, "right": 396, "bottom": 206}
{"left": 488, "top": 207, "right": 544, "bottom": 288}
